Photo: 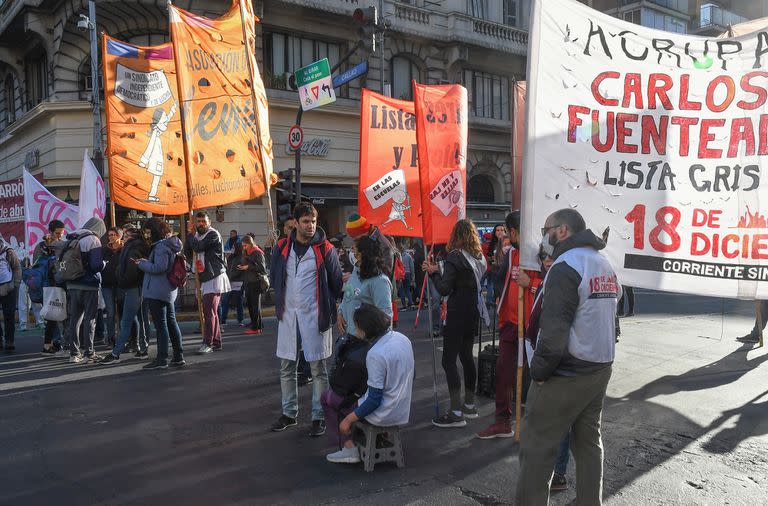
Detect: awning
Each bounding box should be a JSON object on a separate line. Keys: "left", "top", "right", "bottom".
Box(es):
{"left": 301, "top": 183, "right": 357, "bottom": 205}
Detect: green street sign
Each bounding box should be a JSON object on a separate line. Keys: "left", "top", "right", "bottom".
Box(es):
{"left": 294, "top": 58, "right": 336, "bottom": 111}
{"left": 295, "top": 58, "right": 331, "bottom": 87}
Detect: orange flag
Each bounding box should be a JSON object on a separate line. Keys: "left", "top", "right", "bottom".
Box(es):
{"left": 358, "top": 89, "right": 422, "bottom": 237}
{"left": 413, "top": 82, "right": 468, "bottom": 245}
{"left": 102, "top": 35, "right": 189, "bottom": 214}
{"left": 169, "top": 0, "right": 272, "bottom": 209}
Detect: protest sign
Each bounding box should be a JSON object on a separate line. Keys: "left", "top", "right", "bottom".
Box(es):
{"left": 522, "top": 0, "right": 768, "bottom": 299}
{"left": 102, "top": 35, "right": 189, "bottom": 214}
{"left": 0, "top": 178, "right": 24, "bottom": 253}
{"left": 414, "top": 83, "right": 468, "bottom": 245}
{"left": 23, "top": 171, "right": 78, "bottom": 255}
{"left": 79, "top": 151, "right": 106, "bottom": 226}
{"left": 358, "top": 89, "right": 422, "bottom": 237}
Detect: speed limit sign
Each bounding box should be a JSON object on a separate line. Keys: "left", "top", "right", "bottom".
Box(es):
{"left": 288, "top": 125, "right": 303, "bottom": 150}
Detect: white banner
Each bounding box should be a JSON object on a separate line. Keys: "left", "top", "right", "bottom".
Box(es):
{"left": 523, "top": 0, "right": 768, "bottom": 299}
{"left": 114, "top": 63, "right": 172, "bottom": 108}
{"left": 363, "top": 169, "right": 407, "bottom": 210}
{"left": 23, "top": 170, "right": 79, "bottom": 255}
{"left": 79, "top": 150, "right": 106, "bottom": 227}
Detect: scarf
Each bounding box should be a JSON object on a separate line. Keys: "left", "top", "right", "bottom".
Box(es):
{"left": 460, "top": 250, "right": 490, "bottom": 327}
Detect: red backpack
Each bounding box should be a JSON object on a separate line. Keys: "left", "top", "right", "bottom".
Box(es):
{"left": 394, "top": 256, "right": 406, "bottom": 281}
{"left": 167, "top": 253, "right": 188, "bottom": 289}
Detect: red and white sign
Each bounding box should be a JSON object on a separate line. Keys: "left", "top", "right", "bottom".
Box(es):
{"left": 288, "top": 125, "right": 304, "bottom": 150}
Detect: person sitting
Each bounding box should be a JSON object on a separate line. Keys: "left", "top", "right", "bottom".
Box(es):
{"left": 327, "top": 303, "right": 415, "bottom": 464}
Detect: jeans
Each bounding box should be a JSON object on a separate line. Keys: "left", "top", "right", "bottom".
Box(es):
{"left": 0, "top": 288, "right": 18, "bottom": 346}
{"left": 66, "top": 289, "right": 99, "bottom": 357}
{"left": 202, "top": 293, "right": 222, "bottom": 347}
{"left": 17, "top": 282, "right": 43, "bottom": 328}
{"left": 43, "top": 320, "right": 61, "bottom": 345}
{"left": 102, "top": 287, "right": 118, "bottom": 341}
{"left": 399, "top": 273, "right": 414, "bottom": 307}
{"left": 112, "top": 287, "right": 149, "bottom": 357}
{"left": 219, "top": 289, "right": 244, "bottom": 323}
{"left": 482, "top": 271, "right": 495, "bottom": 305}
{"left": 145, "top": 298, "right": 184, "bottom": 363}
{"left": 554, "top": 431, "right": 571, "bottom": 476}
{"left": 495, "top": 323, "right": 531, "bottom": 421}
{"left": 280, "top": 357, "right": 328, "bottom": 421}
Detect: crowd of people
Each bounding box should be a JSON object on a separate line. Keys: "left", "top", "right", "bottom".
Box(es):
{"left": 0, "top": 199, "right": 645, "bottom": 504}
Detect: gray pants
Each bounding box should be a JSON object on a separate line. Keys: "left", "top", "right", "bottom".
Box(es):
{"left": 65, "top": 289, "right": 99, "bottom": 357}
{"left": 515, "top": 366, "right": 612, "bottom": 506}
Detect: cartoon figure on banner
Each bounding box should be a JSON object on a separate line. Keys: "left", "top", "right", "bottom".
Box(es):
{"left": 382, "top": 188, "right": 413, "bottom": 230}
{"left": 428, "top": 170, "right": 465, "bottom": 219}
{"left": 139, "top": 102, "right": 178, "bottom": 203}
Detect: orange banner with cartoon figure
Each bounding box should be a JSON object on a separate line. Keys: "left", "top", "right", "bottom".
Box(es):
{"left": 102, "top": 35, "right": 189, "bottom": 214}
{"left": 169, "top": 0, "right": 272, "bottom": 209}
{"left": 414, "top": 83, "right": 468, "bottom": 245}
{"left": 358, "top": 89, "right": 422, "bottom": 237}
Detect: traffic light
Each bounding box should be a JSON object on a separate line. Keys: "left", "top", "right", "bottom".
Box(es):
{"left": 354, "top": 6, "right": 377, "bottom": 53}
{"left": 276, "top": 169, "right": 294, "bottom": 223}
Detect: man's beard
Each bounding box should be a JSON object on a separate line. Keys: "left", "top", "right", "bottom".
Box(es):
{"left": 197, "top": 226, "right": 207, "bottom": 234}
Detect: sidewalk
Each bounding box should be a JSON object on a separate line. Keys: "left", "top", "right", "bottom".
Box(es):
{"left": 176, "top": 304, "right": 276, "bottom": 321}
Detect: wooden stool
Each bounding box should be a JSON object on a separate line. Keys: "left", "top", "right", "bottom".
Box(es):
{"left": 351, "top": 422, "right": 405, "bottom": 472}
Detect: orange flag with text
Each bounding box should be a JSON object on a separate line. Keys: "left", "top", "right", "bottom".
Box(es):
{"left": 413, "top": 82, "right": 468, "bottom": 245}
{"left": 102, "top": 35, "right": 190, "bottom": 214}
{"left": 169, "top": 0, "right": 272, "bottom": 209}
{"left": 358, "top": 89, "right": 422, "bottom": 237}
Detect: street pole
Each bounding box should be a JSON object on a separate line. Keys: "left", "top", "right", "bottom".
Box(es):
{"left": 379, "top": 0, "right": 385, "bottom": 95}
{"left": 88, "top": 0, "right": 103, "bottom": 176}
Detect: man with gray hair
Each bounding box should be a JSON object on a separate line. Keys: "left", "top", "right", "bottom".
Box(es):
{"left": 516, "top": 208, "right": 620, "bottom": 505}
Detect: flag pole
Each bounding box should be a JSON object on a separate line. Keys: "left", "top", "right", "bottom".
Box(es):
{"left": 515, "top": 284, "right": 524, "bottom": 442}
{"left": 238, "top": 0, "right": 277, "bottom": 247}
{"left": 423, "top": 243, "right": 440, "bottom": 417}
{"left": 757, "top": 301, "right": 764, "bottom": 348}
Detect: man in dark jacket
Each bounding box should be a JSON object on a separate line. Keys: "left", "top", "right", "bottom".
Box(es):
{"left": 62, "top": 217, "right": 107, "bottom": 363}
{"left": 269, "top": 203, "right": 343, "bottom": 436}
{"left": 516, "top": 209, "right": 619, "bottom": 506}
{"left": 186, "top": 211, "right": 228, "bottom": 353}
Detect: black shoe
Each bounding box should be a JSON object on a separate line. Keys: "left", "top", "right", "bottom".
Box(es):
{"left": 625, "top": 312, "right": 635, "bottom": 318}
{"left": 4, "top": 344, "right": 16, "bottom": 353}
{"left": 52, "top": 341, "right": 62, "bottom": 352}
{"left": 298, "top": 375, "right": 313, "bottom": 387}
{"left": 270, "top": 415, "right": 297, "bottom": 432}
{"left": 737, "top": 333, "right": 760, "bottom": 343}
{"left": 142, "top": 359, "right": 168, "bottom": 370}
{"left": 100, "top": 353, "right": 121, "bottom": 365}
{"left": 212, "top": 344, "right": 222, "bottom": 352}
{"left": 40, "top": 347, "right": 58, "bottom": 357}
{"left": 134, "top": 350, "right": 150, "bottom": 359}
{"left": 550, "top": 473, "right": 568, "bottom": 492}
{"left": 309, "top": 420, "right": 326, "bottom": 437}
{"left": 462, "top": 405, "right": 479, "bottom": 419}
{"left": 170, "top": 357, "right": 186, "bottom": 367}
{"left": 432, "top": 411, "right": 467, "bottom": 428}
{"left": 616, "top": 311, "right": 625, "bottom": 317}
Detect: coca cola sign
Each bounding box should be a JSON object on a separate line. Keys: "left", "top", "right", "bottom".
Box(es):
{"left": 285, "top": 138, "right": 331, "bottom": 157}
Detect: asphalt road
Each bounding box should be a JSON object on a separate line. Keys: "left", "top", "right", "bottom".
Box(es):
{"left": 1, "top": 291, "right": 767, "bottom": 505}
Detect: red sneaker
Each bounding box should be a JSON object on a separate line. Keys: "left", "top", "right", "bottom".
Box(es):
{"left": 476, "top": 422, "right": 514, "bottom": 439}
{"left": 244, "top": 329, "right": 262, "bottom": 335}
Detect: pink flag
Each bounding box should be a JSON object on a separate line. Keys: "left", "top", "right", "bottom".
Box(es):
{"left": 78, "top": 150, "right": 106, "bottom": 227}
{"left": 23, "top": 170, "right": 79, "bottom": 254}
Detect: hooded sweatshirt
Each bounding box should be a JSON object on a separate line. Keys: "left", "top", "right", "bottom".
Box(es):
{"left": 0, "top": 238, "right": 22, "bottom": 297}
{"left": 530, "top": 229, "right": 620, "bottom": 382}
{"left": 139, "top": 235, "right": 183, "bottom": 303}
{"left": 66, "top": 217, "right": 106, "bottom": 290}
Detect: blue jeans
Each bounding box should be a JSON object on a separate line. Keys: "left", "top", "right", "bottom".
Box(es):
{"left": 102, "top": 287, "right": 118, "bottom": 341}
{"left": 399, "top": 273, "right": 414, "bottom": 307}
{"left": 280, "top": 357, "right": 328, "bottom": 421}
{"left": 145, "top": 298, "right": 184, "bottom": 363}
{"left": 554, "top": 431, "right": 571, "bottom": 476}
{"left": 219, "top": 290, "right": 244, "bottom": 323}
{"left": 66, "top": 289, "right": 99, "bottom": 357}
{"left": 111, "top": 288, "right": 149, "bottom": 357}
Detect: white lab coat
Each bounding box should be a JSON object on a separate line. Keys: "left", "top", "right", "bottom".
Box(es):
{"left": 276, "top": 245, "right": 333, "bottom": 362}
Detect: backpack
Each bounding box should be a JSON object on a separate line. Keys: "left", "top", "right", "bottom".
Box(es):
{"left": 53, "top": 232, "right": 93, "bottom": 284}
{"left": 167, "top": 253, "right": 188, "bottom": 290}
{"left": 394, "top": 255, "right": 406, "bottom": 282}
{"left": 0, "top": 249, "right": 12, "bottom": 284}
{"left": 22, "top": 255, "right": 52, "bottom": 303}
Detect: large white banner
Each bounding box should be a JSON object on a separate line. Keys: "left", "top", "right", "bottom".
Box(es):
{"left": 523, "top": 0, "right": 768, "bottom": 299}
{"left": 78, "top": 150, "right": 106, "bottom": 227}
{"left": 23, "top": 171, "right": 79, "bottom": 255}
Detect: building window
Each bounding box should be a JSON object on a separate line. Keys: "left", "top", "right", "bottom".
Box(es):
{"left": 623, "top": 9, "right": 640, "bottom": 25}
{"left": 464, "top": 70, "right": 509, "bottom": 121}
{"left": 503, "top": 0, "right": 517, "bottom": 26}
{"left": 391, "top": 55, "right": 421, "bottom": 100}
{"left": 24, "top": 48, "right": 49, "bottom": 109}
{"left": 467, "top": 174, "right": 495, "bottom": 203}
{"left": 264, "top": 31, "right": 343, "bottom": 93}
{"left": 469, "top": 0, "right": 488, "bottom": 19}
{"left": 4, "top": 75, "right": 15, "bottom": 124}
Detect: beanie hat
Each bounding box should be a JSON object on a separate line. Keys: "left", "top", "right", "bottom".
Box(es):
{"left": 346, "top": 213, "right": 370, "bottom": 238}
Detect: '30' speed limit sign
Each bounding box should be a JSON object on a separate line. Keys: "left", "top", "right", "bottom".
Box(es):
{"left": 288, "top": 125, "right": 303, "bottom": 150}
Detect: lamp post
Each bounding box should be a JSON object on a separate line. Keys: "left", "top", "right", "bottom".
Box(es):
{"left": 79, "top": 1, "right": 103, "bottom": 176}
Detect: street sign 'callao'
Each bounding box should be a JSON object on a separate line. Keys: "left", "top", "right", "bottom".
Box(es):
{"left": 294, "top": 58, "right": 336, "bottom": 111}
{"left": 288, "top": 124, "right": 303, "bottom": 150}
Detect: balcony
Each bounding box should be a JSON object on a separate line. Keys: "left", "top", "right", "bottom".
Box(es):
{"left": 699, "top": 3, "right": 748, "bottom": 31}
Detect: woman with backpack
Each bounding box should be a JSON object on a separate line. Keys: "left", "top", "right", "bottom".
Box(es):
{"left": 0, "top": 237, "right": 22, "bottom": 353}
{"left": 238, "top": 234, "right": 267, "bottom": 335}
{"left": 136, "top": 218, "right": 185, "bottom": 370}
{"left": 423, "top": 219, "right": 489, "bottom": 428}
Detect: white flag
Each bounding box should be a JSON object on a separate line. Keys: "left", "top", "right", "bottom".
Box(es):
{"left": 78, "top": 150, "right": 106, "bottom": 227}
{"left": 23, "top": 170, "right": 79, "bottom": 255}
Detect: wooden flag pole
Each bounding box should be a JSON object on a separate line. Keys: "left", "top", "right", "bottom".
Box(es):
{"left": 514, "top": 284, "right": 524, "bottom": 442}
{"left": 187, "top": 213, "right": 206, "bottom": 334}
{"left": 757, "top": 301, "right": 764, "bottom": 348}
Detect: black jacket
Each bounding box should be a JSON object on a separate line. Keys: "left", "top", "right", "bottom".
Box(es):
{"left": 329, "top": 334, "right": 370, "bottom": 405}
{"left": 430, "top": 249, "right": 480, "bottom": 331}
{"left": 101, "top": 244, "right": 122, "bottom": 288}
{"left": 242, "top": 246, "right": 267, "bottom": 284}
{"left": 185, "top": 227, "right": 226, "bottom": 283}
{"left": 117, "top": 238, "right": 150, "bottom": 289}
{"left": 227, "top": 244, "right": 245, "bottom": 282}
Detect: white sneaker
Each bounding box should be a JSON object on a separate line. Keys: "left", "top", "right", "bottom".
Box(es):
{"left": 69, "top": 355, "right": 84, "bottom": 364}
{"left": 197, "top": 344, "right": 213, "bottom": 354}
{"left": 326, "top": 446, "right": 361, "bottom": 464}
{"left": 55, "top": 349, "right": 69, "bottom": 358}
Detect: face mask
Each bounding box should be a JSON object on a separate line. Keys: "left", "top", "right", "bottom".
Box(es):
{"left": 540, "top": 232, "right": 556, "bottom": 257}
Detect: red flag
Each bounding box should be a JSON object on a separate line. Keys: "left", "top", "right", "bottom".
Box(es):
{"left": 413, "top": 82, "right": 468, "bottom": 245}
